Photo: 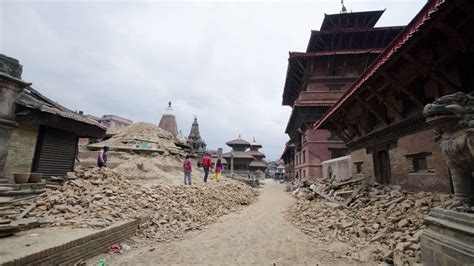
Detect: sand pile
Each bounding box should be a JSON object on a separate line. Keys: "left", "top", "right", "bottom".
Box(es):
{"left": 286, "top": 178, "right": 447, "bottom": 265}
{"left": 14, "top": 167, "right": 256, "bottom": 242}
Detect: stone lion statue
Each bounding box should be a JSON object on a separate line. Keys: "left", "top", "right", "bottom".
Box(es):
{"left": 423, "top": 92, "right": 474, "bottom": 209}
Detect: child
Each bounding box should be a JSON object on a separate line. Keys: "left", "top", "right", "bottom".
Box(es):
{"left": 214, "top": 159, "right": 223, "bottom": 182}
{"left": 183, "top": 155, "right": 192, "bottom": 185}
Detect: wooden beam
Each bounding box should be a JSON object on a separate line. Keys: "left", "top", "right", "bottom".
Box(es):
{"left": 382, "top": 73, "right": 425, "bottom": 108}
{"left": 355, "top": 95, "right": 388, "bottom": 125}
{"left": 295, "top": 60, "right": 306, "bottom": 76}
{"left": 434, "top": 23, "right": 468, "bottom": 50}
{"left": 339, "top": 107, "right": 366, "bottom": 135}
{"left": 338, "top": 115, "right": 359, "bottom": 139}
{"left": 402, "top": 53, "right": 460, "bottom": 91}
{"left": 328, "top": 119, "right": 351, "bottom": 142}
{"left": 365, "top": 85, "right": 402, "bottom": 119}
{"left": 290, "top": 71, "right": 303, "bottom": 83}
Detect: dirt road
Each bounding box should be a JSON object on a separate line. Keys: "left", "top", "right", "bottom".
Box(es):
{"left": 100, "top": 179, "right": 365, "bottom": 265}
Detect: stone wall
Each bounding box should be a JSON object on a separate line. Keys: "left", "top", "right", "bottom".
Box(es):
{"left": 4, "top": 123, "right": 39, "bottom": 181}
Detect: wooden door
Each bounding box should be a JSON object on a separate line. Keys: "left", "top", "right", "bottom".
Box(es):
{"left": 374, "top": 149, "right": 391, "bottom": 185}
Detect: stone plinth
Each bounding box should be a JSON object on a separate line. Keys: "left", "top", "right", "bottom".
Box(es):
{"left": 421, "top": 207, "right": 474, "bottom": 265}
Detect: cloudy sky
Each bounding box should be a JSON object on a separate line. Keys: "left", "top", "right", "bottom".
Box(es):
{"left": 1, "top": 0, "right": 426, "bottom": 160}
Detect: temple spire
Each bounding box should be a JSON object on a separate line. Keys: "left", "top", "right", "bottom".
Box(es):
{"left": 158, "top": 101, "right": 178, "bottom": 136}
{"left": 341, "top": 0, "right": 347, "bottom": 13}
{"left": 188, "top": 116, "right": 206, "bottom": 151}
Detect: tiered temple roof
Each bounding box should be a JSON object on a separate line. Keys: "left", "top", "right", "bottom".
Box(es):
{"left": 282, "top": 9, "right": 404, "bottom": 143}
{"left": 282, "top": 10, "right": 405, "bottom": 108}
{"left": 223, "top": 136, "right": 268, "bottom": 171}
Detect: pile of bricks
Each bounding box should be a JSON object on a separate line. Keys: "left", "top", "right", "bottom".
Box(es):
{"left": 4, "top": 167, "right": 257, "bottom": 242}
{"left": 286, "top": 178, "right": 448, "bottom": 265}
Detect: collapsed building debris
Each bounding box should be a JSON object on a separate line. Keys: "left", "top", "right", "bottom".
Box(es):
{"left": 87, "top": 122, "right": 181, "bottom": 155}
{"left": 286, "top": 177, "right": 448, "bottom": 265}
{"left": 78, "top": 122, "right": 204, "bottom": 185}
{"left": 0, "top": 167, "right": 257, "bottom": 241}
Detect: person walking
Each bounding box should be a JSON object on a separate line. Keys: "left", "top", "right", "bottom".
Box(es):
{"left": 214, "top": 159, "right": 223, "bottom": 182}
{"left": 201, "top": 153, "right": 212, "bottom": 182}
{"left": 97, "top": 146, "right": 109, "bottom": 167}
{"left": 183, "top": 154, "right": 192, "bottom": 185}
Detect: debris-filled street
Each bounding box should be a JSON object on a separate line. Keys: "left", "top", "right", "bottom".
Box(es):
{"left": 88, "top": 180, "right": 360, "bottom": 265}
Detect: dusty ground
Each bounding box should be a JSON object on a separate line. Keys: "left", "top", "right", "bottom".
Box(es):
{"left": 92, "top": 179, "right": 370, "bottom": 265}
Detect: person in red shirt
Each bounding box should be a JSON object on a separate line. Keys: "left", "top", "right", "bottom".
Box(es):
{"left": 183, "top": 155, "right": 192, "bottom": 185}
{"left": 201, "top": 153, "right": 212, "bottom": 182}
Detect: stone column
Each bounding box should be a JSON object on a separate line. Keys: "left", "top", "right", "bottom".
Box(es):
{"left": 0, "top": 55, "right": 29, "bottom": 179}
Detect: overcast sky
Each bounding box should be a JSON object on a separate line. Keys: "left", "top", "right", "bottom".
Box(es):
{"left": 1, "top": 0, "right": 426, "bottom": 160}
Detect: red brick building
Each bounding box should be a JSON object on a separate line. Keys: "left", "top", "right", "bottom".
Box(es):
{"left": 281, "top": 9, "right": 403, "bottom": 180}
{"left": 315, "top": 0, "right": 473, "bottom": 193}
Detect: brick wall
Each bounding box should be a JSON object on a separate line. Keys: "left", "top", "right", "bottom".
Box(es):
{"left": 350, "top": 129, "right": 451, "bottom": 193}
{"left": 4, "top": 122, "right": 39, "bottom": 181}
{"left": 350, "top": 148, "right": 375, "bottom": 180}
{"left": 294, "top": 128, "right": 346, "bottom": 180}
{"left": 390, "top": 129, "right": 451, "bottom": 193}
{"left": 3, "top": 219, "right": 141, "bottom": 266}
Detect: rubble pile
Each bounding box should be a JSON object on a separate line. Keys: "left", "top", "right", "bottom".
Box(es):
{"left": 286, "top": 178, "right": 448, "bottom": 265}
{"left": 111, "top": 153, "right": 194, "bottom": 185}
{"left": 79, "top": 122, "right": 197, "bottom": 184}
{"left": 89, "top": 122, "right": 182, "bottom": 155}
{"left": 8, "top": 168, "right": 256, "bottom": 241}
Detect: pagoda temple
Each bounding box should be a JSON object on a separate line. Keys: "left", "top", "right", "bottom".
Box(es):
{"left": 187, "top": 117, "right": 206, "bottom": 152}
{"left": 281, "top": 7, "right": 404, "bottom": 180}
{"left": 158, "top": 102, "right": 178, "bottom": 137}
{"left": 222, "top": 136, "right": 268, "bottom": 175}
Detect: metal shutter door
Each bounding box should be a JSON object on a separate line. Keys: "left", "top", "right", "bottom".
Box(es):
{"left": 33, "top": 127, "right": 78, "bottom": 179}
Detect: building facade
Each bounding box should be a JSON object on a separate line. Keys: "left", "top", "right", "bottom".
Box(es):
{"left": 222, "top": 136, "right": 268, "bottom": 175}
{"left": 282, "top": 9, "right": 404, "bottom": 181}
{"left": 85, "top": 114, "right": 132, "bottom": 132}
{"left": 0, "top": 54, "right": 106, "bottom": 181}
{"left": 316, "top": 0, "right": 473, "bottom": 193}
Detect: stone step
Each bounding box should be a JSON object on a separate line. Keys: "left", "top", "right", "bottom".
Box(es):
{"left": 0, "top": 179, "right": 11, "bottom": 184}
{"left": 0, "top": 182, "right": 46, "bottom": 191}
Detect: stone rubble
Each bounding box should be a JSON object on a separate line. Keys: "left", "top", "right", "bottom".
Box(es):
{"left": 286, "top": 178, "right": 449, "bottom": 265}
{"left": 5, "top": 167, "right": 257, "bottom": 242}
{"left": 88, "top": 122, "right": 183, "bottom": 155}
